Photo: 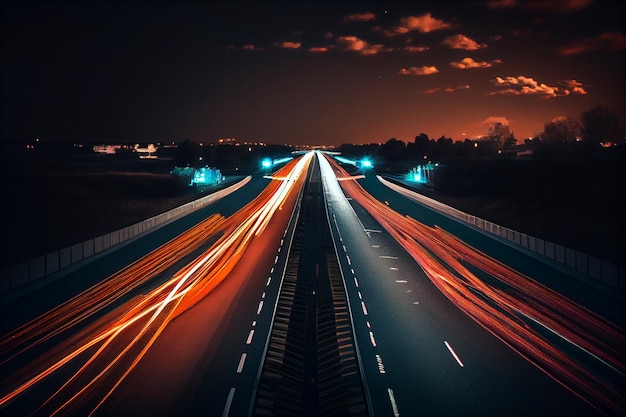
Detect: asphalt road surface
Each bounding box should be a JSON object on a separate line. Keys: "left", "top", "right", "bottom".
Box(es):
{"left": 1, "top": 151, "right": 623, "bottom": 417}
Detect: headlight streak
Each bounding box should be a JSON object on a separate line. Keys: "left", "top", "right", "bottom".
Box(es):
{"left": 0, "top": 153, "right": 313, "bottom": 416}
{"left": 323, "top": 154, "right": 625, "bottom": 417}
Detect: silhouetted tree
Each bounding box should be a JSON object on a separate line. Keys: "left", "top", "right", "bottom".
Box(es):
{"left": 380, "top": 138, "right": 406, "bottom": 161}
{"left": 432, "top": 136, "right": 453, "bottom": 159}
{"left": 581, "top": 105, "right": 624, "bottom": 147}
{"left": 414, "top": 133, "right": 429, "bottom": 153}
{"left": 540, "top": 116, "right": 580, "bottom": 143}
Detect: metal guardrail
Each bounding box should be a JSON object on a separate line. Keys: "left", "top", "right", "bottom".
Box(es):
{"left": 0, "top": 176, "right": 251, "bottom": 297}
{"left": 377, "top": 175, "right": 626, "bottom": 292}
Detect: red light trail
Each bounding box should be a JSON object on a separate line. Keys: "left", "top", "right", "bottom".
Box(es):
{"left": 325, "top": 154, "right": 625, "bottom": 416}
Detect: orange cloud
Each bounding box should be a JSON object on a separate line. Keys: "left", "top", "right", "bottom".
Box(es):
{"left": 403, "top": 45, "right": 429, "bottom": 53}
{"left": 442, "top": 34, "right": 487, "bottom": 50}
{"left": 558, "top": 32, "right": 626, "bottom": 55}
{"left": 558, "top": 79, "right": 588, "bottom": 94}
{"left": 489, "top": 75, "right": 587, "bottom": 98}
{"left": 274, "top": 41, "right": 302, "bottom": 49}
{"left": 337, "top": 36, "right": 386, "bottom": 55}
{"left": 482, "top": 116, "right": 510, "bottom": 125}
{"left": 225, "top": 44, "right": 265, "bottom": 52}
{"left": 450, "top": 57, "right": 501, "bottom": 69}
{"left": 490, "top": 76, "right": 563, "bottom": 97}
{"left": 421, "top": 84, "right": 470, "bottom": 94}
{"left": 386, "top": 13, "right": 453, "bottom": 35}
{"left": 399, "top": 66, "right": 439, "bottom": 76}
{"left": 343, "top": 12, "right": 376, "bottom": 22}
{"left": 308, "top": 46, "right": 329, "bottom": 53}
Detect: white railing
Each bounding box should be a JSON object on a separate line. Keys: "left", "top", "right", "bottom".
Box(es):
{"left": 377, "top": 175, "right": 625, "bottom": 292}
{"left": 0, "top": 177, "right": 251, "bottom": 296}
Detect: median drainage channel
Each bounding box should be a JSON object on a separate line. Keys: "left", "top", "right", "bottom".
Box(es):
{"left": 251, "top": 157, "right": 369, "bottom": 417}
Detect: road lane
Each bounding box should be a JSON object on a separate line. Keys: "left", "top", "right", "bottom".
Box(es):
{"left": 0, "top": 154, "right": 314, "bottom": 416}
{"left": 318, "top": 153, "right": 608, "bottom": 416}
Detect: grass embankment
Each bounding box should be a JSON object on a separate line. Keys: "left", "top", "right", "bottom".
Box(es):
{"left": 400, "top": 157, "right": 625, "bottom": 266}
{"left": 2, "top": 151, "right": 624, "bottom": 269}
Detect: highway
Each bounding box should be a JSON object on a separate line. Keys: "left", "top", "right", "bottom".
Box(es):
{"left": 320, "top": 154, "right": 625, "bottom": 416}
{"left": 1, "top": 151, "right": 624, "bottom": 416}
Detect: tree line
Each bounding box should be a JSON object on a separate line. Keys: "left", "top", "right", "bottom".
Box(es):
{"left": 337, "top": 105, "right": 624, "bottom": 171}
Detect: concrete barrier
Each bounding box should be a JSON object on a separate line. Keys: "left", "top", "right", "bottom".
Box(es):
{"left": 377, "top": 175, "right": 625, "bottom": 292}
{"left": 0, "top": 176, "right": 251, "bottom": 296}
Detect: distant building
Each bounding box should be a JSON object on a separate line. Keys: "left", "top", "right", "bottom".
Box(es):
{"left": 134, "top": 144, "right": 157, "bottom": 159}
{"left": 171, "top": 166, "right": 223, "bottom": 186}
{"left": 93, "top": 144, "right": 120, "bottom": 154}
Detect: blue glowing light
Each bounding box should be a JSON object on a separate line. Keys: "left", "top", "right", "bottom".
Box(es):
{"left": 335, "top": 156, "right": 357, "bottom": 165}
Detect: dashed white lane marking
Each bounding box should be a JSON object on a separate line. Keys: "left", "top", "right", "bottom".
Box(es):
{"left": 257, "top": 300, "right": 264, "bottom": 314}
{"left": 274, "top": 255, "right": 279, "bottom": 264}
{"left": 361, "top": 301, "right": 368, "bottom": 315}
{"left": 375, "top": 354, "right": 386, "bottom": 374}
{"left": 266, "top": 277, "right": 272, "bottom": 286}
{"left": 369, "top": 331, "right": 377, "bottom": 347}
{"left": 372, "top": 245, "right": 380, "bottom": 248}
{"left": 395, "top": 279, "right": 407, "bottom": 283}
{"left": 354, "top": 277, "right": 360, "bottom": 287}
{"left": 222, "top": 387, "right": 236, "bottom": 417}
{"left": 388, "top": 388, "right": 400, "bottom": 417}
{"left": 380, "top": 255, "right": 398, "bottom": 259}
{"left": 444, "top": 340, "right": 465, "bottom": 367}
{"left": 389, "top": 267, "right": 399, "bottom": 271}
{"left": 357, "top": 291, "right": 362, "bottom": 300}
{"left": 236, "top": 353, "right": 247, "bottom": 373}
{"left": 246, "top": 329, "right": 254, "bottom": 344}
{"left": 412, "top": 301, "right": 420, "bottom": 305}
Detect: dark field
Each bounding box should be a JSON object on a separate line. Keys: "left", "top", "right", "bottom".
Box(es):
{"left": 1, "top": 148, "right": 624, "bottom": 269}
{"left": 392, "top": 155, "right": 625, "bottom": 267}
{"left": 1, "top": 151, "right": 218, "bottom": 268}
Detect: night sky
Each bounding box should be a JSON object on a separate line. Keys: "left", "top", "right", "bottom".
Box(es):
{"left": 2, "top": 0, "right": 624, "bottom": 146}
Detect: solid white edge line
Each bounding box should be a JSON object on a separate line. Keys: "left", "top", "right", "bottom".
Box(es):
{"left": 222, "top": 387, "right": 236, "bottom": 417}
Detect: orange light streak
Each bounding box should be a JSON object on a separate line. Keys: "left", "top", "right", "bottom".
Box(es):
{"left": 0, "top": 153, "right": 313, "bottom": 415}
